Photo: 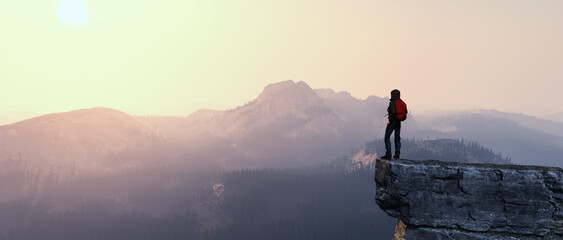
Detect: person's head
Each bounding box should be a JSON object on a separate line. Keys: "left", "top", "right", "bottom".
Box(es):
{"left": 390, "top": 89, "right": 400, "bottom": 100}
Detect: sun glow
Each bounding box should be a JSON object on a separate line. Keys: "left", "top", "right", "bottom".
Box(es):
{"left": 56, "top": 0, "right": 89, "bottom": 28}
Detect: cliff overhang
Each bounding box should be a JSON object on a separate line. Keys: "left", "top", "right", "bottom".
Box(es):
{"left": 375, "top": 158, "right": 563, "bottom": 239}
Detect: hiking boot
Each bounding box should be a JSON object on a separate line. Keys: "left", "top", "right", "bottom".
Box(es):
{"left": 393, "top": 155, "right": 400, "bottom": 160}
{"left": 381, "top": 155, "right": 392, "bottom": 160}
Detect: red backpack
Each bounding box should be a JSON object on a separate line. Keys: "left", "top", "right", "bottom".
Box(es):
{"left": 395, "top": 99, "right": 407, "bottom": 121}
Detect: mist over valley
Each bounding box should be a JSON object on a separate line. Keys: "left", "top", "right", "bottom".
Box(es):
{"left": 0, "top": 80, "right": 561, "bottom": 239}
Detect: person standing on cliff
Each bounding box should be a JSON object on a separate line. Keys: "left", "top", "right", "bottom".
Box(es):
{"left": 381, "top": 89, "right": 407, "bottom": 160}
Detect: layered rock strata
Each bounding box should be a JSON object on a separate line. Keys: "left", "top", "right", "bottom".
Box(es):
{"left": 375, "top": 158, "right": 563, "bottom": 239}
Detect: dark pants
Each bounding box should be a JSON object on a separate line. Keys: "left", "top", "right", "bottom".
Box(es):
{"left": 384, "top": 120, "right": 401, "bottom": 156}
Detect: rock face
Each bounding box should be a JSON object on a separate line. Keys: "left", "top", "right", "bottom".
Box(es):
{"left": 375, "top": 158, "right": 563, "bottom": 239}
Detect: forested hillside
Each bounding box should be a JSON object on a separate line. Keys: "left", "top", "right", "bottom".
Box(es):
{"left": 365, "top": 138, "right": 511, "bottom": 164}
{"left": 0, "top": 139, "right": 509, "bottom": 240}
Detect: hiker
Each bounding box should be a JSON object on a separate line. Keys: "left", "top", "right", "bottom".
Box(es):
{"left": 381, "top": 89, "right": 407, "bottom": 160}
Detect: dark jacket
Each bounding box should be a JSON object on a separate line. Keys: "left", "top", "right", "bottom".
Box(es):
{"left": 387, "top": 90, "right": 401, "bottom": 121}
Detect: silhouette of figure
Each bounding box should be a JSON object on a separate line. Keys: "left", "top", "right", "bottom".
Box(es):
{"left": 382, "top": 89, "right": 407, "bottom": 160}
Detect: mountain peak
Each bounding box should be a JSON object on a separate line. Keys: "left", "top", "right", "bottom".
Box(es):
{"left": 256, "top": 80, "right": 320, "bottom": 105}
{"left": 315, "top": 89, "right": 358, "bottom": 104}
{"left": 5, "top": 107, "right": 150, "bottom": 132}
{"left": 0, "top": 107, "right": 161, "bottom": 171}
{"left": 2, "top": 107, "right": 126, "bottom": 127}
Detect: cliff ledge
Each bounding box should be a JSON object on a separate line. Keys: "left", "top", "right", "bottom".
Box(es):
{"left": 375, "top": 158, "right": 563, "bottom": 240}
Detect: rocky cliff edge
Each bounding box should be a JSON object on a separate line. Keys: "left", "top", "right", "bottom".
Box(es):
{"left": 375, "top": 158, "right": 563, "bottom": 239}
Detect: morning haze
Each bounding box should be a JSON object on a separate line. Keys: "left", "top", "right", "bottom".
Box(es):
{"left": 1, "top": 2, "right": 563, "bottom": 238}
{"left": 1, "top": 0, "right": 563, "bottom": 125}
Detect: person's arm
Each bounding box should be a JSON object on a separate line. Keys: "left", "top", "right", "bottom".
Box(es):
{"left": 388, "top": 101, "right": 396, "bottom": 121}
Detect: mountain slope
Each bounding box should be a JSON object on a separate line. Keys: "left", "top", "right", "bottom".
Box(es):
{"left": 185, "top": 80, "right": 345, "bottom": 138}
{"left": 139, "top": 80, "right": 415, "bottom": 168}
{"left": 416, "top": 110, "right": 563, "bottom": 167}
{"left": 544, "top": 112, "right": 563, "bottom": 122}
{"left": 0, "top": 107, "right": 163, "bottom": 172}
{"left": 2, "top": 80, "right": 406, "bottom": 172}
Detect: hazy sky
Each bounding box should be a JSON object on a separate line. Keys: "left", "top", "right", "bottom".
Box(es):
{"left": 1, "top": 0, "right": 562, "bottom": 124}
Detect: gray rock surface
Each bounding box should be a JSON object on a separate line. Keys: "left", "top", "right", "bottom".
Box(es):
{"left": 375, "top": 158, "right": 563, "bottom": 239}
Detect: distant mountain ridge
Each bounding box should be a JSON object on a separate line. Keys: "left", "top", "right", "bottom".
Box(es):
{"left": 181, "top": 80, "right": 346, "bottom": 139}
{"left": 2, "top": 80, "right": 563, "bottom": 172}
{"left": 544, "top": 112, "right": 563, "bottom": 122}
{"left": 2, "top": 82, "right": 563, "bottom": 240}
{"left": 151, "top": 80, "right": 397, "bottom": 168}
{"left": 0, "top": 81, "right": 398, "bottom": 171}
{"left": 0, "top": 107, "right": 163, "bottom": 172}
{"left": 416, "top": 109, "right": 563, "bottom": 167}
